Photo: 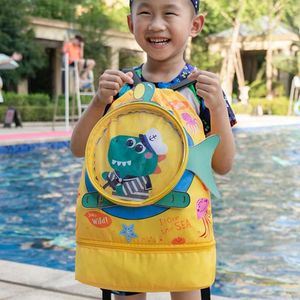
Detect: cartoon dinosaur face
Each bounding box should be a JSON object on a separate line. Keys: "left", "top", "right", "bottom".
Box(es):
{"left": 108, "top": 135, "right": 159, "bottom": 178}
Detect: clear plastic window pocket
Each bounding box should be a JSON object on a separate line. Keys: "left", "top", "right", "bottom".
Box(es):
{"left": 85, "top": 83, "right": 220, "bottom": 209}
{"left": 86, "top": 102, "right": 188, "bottom": 207}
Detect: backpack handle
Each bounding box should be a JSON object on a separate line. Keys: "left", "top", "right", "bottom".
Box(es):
{"left": 122, "top": 68, "right": 142, "bottom": 86}
{"left": 122, "top": 68, "right": 197, "bottom": 90}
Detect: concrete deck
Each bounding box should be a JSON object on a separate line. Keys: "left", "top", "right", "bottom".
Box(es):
{"left": 233, "top": 114, "right": 300, "bottom": 129}
{"left": 0, "top": 260, "right": 231, "bottom": 300}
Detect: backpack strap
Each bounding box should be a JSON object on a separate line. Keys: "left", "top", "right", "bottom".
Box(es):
{"left": 102, "top": 289, "right": 112, "bottom": 300}
{"left": 122, "top": 68, "right": 196, "bottom": 90}
{"left": 102, "top": 288, "right": 209, "bottom": 299}
{"left": 201, "top": 287, "right": 211, "bottom": 300}
{"left": 170, "top": 78, "right": 197, "bottom": 91}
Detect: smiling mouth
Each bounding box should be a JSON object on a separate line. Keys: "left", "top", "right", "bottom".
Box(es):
{"left": 148, "top": 38, "right": 170, "bottom": 45}
{"left": 112, "top": 160, "right": 132, "bottom": 167}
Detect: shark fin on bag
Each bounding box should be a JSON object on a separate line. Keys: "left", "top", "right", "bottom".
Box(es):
{"left": 186, "top": 135, "right": 221, "bottom": 198}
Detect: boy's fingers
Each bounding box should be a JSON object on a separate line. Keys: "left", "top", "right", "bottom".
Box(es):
{"left": 122, "top": 71, "right": 134, "bottom": 85}
{"left": 196, "top": 83, "right": 214, "bottom": 94}
{"left": 126, "top": 71, "right": 134, "bottom": 79}
{"left": 188, "top": 69, "right": 218, "bottom": 81}
{"left": 196, "top": 75, "right": 216, "bottom": 85}
{"left": 196, "top": 89, "right": 210, "bottom": 100}
{"left": 187, "top": 71, "right": 201, "bottom": 81}
{"left": 101, "top": 74, "right": 123, "bottom": 87}
{"left": 197, "top": 70, "right": 218, "bottom": 79}
{"left": 100, "top": 81, "right": 121, "bottom": 91}
{"left": 106, "top": 70, "right": 134, "bottom": 85}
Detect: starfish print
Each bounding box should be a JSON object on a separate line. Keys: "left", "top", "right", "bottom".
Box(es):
{"left": 120, "top": 224, "right": 138, "bottom": 242}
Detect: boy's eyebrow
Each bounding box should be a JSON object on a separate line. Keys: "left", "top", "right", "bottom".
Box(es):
{"left": 135, "top": 1, "right": 151, "bottom": 9}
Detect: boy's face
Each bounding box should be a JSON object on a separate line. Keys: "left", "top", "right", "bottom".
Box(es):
{"left": 128, "top": 0, "right": 204, "bottom": 63}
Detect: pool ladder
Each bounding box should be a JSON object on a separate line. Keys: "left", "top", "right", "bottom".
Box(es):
{"left": 52, "top": 54, "right": 95, "bottom": 130}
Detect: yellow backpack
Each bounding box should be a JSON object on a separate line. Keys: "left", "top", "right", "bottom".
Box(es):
{"left": 75, "top": 80, "right": 220, "bottom": 292}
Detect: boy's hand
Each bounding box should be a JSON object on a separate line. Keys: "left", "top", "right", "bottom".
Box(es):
{"left": 94, "top": 70, "right": 134, "bottom": 106}
{"left": 188, "top": 69, "right": 225, "bottom": 112}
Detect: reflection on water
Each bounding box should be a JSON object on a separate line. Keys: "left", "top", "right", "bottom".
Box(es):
{"left": 213, "top": 126, "right": 300, "bottom": 299}
{"left": 0, "top": 126, "right": 299, "bottom": 299}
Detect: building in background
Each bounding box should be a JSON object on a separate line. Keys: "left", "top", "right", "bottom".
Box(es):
{"left": 207, "top": 17, "right": 299, "bottom": 97}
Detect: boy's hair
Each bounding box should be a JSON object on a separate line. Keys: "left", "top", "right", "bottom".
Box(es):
{"left": 129, "top": 0, "right": 200, "bottom": 14}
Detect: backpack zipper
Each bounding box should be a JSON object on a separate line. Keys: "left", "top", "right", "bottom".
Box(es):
{"left": 77, "top": 239, "right": 215, "bottom": 252}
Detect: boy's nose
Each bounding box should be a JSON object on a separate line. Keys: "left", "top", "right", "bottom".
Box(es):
{"left": 148, "top": 17, "right": 167, "bottom": 32}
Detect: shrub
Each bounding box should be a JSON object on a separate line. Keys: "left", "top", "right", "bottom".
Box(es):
{"left": 2, "top": 92, "right": 50, "bottom": 106}
{"left": 269, "top": 97, "right": 289, "bottom": 115}
{"left": 0, "top": 105, "right": 54, "bottom": 122}
{"left": 250, "top": 97, "right": 289, "bottom": 115}
{"left": 231, "top": 103, "right": 253, "bottom": 114}
{"left": 249, "top": 80, "right": 267, "bottom": 98}
{"left": 25, "top": 93, "right": 51, "bottom": 106}
{"left": 232, "top": 97, "right": 289, "bottom": 116}
{"left": 2, "top": 92, "right": 26, "bottom": 106}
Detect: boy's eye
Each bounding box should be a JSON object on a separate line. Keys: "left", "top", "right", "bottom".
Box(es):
{"left": 138, "top": 11, "right": 150, "bottom": 15}
{"left": 165, "top": 12, "right": 178, "bottom": 16}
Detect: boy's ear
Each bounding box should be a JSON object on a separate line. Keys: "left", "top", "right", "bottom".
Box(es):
{"left": 190, "top": 14, "right": 205, "bottom": 38}
{"left": 127, "top": 15, "right": 134, "bottom": 34}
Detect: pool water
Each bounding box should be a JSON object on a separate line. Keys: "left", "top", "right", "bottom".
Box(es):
{"left": 0, "top": 148, "right": 81, "bottom": 271}
{"left": 0, "top": 126, "right": 299, "bottom": 299}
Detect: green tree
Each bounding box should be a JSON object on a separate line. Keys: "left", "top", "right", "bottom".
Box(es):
{"left": 201, "top": 0, "right": 254, "bottom": 99}
{"left": 76, "top": 0, "right": 112, "bottom": 75}
{"left": 0, "top": 0, "right": 45, "bottom": 89}
{"left": 192, "top": 0, "right": 299, "bottom": 99}
{"left": 104, "top": 0, "right": 130, "bottom": 32}
{"left": 190, "top": 1, "right": 229, "bottom": 71}
{"left": 29, "top": 0, "right": 78, "bottom": 22}
{"left": 272, "top": 0, "right": 300, "bottom": 76}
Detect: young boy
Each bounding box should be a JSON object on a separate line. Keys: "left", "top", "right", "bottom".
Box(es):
{"left": 71, "top": 0, "right": 236, "bottom": 299}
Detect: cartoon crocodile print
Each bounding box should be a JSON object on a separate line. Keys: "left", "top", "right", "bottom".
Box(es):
{"left": 102, "top": 129, "right": 167, "bottom": 201}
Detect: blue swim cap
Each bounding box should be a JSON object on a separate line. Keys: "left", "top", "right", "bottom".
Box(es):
{"left": 129, "top": 0, "right": 200, "bottom": 13}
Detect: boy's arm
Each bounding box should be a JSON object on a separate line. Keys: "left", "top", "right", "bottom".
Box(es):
{"left": 70, "top": 70, "right": 133, "bottom": 157}
{"left": 188, "top": 70, "right": 235, "bottom": 175}
{"left": 207, "top": 103, "right": 235, "bottom": 175}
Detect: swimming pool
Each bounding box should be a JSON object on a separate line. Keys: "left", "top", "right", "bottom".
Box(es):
{"left": 0, "top": 146, "right": 80, "bottom": 270}
{"left": 0, "top": 126, "right": 299, "bottom": 299}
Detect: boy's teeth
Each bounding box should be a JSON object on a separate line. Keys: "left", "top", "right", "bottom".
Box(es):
{"left": 150, "top": 39, "right": 169, "bottom": 44}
